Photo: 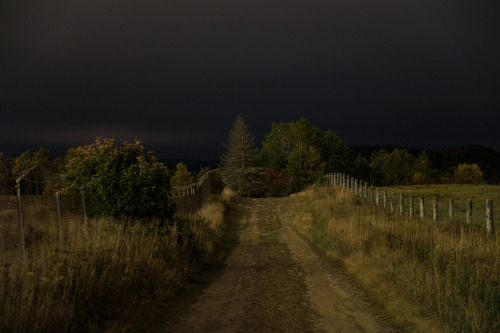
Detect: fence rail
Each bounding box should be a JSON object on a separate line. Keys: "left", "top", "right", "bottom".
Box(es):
{"left": 326, "top": 173, "right": 495, "bottom": 235}
{"left": 170, "top": 169, "right": 218, "bottom": 217}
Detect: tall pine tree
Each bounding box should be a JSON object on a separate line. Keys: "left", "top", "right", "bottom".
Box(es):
{"left": 220, "top": 116, "right": 266, "bottom": 196}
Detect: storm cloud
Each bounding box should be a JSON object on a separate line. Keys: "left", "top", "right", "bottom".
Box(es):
{"left": 1, "top": 0, "right": 499, "bottom": 158}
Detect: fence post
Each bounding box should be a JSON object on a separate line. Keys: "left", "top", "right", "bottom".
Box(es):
{"left": 364, "top": 182, "right": 368, "bottom": 198}
{"left": 15, "top": 183, "right": 26, "bottom": 260}
{"left": 433, "top": 197, "right": 438, "bottom": 221}
{"left": 420, "top": 197, "right": 425, "bottom": 219}
{"left": 370, "top": 186, "right": 374, "bottom": 203}
{"left": 390, "top": 192, "right": 394, "bottom": 214}
{"left": 400, "top": 193, "right": 404, "bottom": 216}
{"left": 449, "top": 199, "right": 454, "bottom": 221}
{"left": 409, "top": 195, "right": 414, "bottom": 218}
{"left": 55, "top": 188, "right": 64, "bottom": 248}
{"left": 354, "top": 179, "right": 358, "bottom": 196}
{"left": 466, "top": 200, "right": 472, "bottom": 224}
{"left": 376, "top": 188, "right": 380, "bottom": 206}
{"left": 486, "top": 199, "right": 494, "bottom": 235}
{"left": 383, "top": 190, "right": 387, "bottom": 209}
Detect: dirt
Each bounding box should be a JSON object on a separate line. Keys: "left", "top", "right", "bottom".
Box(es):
{"left": 158, "top": 197, "right": 398, "bottom": 333}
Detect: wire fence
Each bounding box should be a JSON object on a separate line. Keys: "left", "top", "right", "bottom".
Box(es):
{"left": 0, "top": 165, "right": 218, "bottom": 263}
{"left": 0, "top": 191, "right": 100, "bottom": 263}
{"left": 326, "top": 172, "right": 496, "bottom": 235}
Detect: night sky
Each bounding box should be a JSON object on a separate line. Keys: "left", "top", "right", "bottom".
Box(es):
{"left": 1, "top": 0, "right": 499, "bottom": 160}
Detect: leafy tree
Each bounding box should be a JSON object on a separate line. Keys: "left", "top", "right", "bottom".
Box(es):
{"left": 412, "top": 150, "right": 437, "bottom": 184}
{"left": 370, "top": 148, "right": 415, "bottom": 185}
{"left": 61, "top": 138, "right": 173, "bottom": 219}
{"left": 262, "top": 121, "right": 293, "bottom": 169}
{"left": 353, "top": 154, "right": 370, "bottom": 181}
{"left": 170, "top": 163, "right": 194, "bottom": 188}
{"left": 287, "top": 142, "right": 325, "bottom": 189}
{"left": 0, "top": 153, "right": 13, "bottom": 195}
{"left": 369, "top": 149, "right": 388, "bottom": 185}
{"left": 33, "top": 148, "right": 53, "bottom": 193}
{"left": 12, "top": 151, "right": 38, "bottom": 194}
{"left": 386, "top": 148, "right": 415, "bottom": 185}
{"left": 262, "top": 118, "right": 323, "bottom": 170}
{"left": 220, "top": 116, "right": 266, "bottom": 196}
{"left": 454, "top": 163, "right": 483, "bottom": 184}
{"left": 320, "top": 130, "right": 355, "bottom": 174}
{"left": 414, "top": 150, "right": 432, "bottom": 176}
{"left": 262, "top": 118, "right": 347, "bottom": 190}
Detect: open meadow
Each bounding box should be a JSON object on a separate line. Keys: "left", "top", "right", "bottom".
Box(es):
{"left": 382, "top": 184, "right": 500, "bottom": 235}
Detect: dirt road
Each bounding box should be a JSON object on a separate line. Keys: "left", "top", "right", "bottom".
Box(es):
{"left": 165, "top": 197, "right": 396, "bottom": 332}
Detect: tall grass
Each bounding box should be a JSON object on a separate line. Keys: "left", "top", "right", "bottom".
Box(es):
{"left": 289, "top": 186, "right": 499, "bottom": 332}
{"left": 0, "top": 188, "right": 236, "bottom": 332}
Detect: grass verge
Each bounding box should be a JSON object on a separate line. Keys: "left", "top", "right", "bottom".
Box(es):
{"left": 289, "top": 186, "right": 499, "bottom": 332}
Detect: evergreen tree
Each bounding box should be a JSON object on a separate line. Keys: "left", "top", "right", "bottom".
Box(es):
{"left": 220, "top": 116, "right": 266, "bottom": 196}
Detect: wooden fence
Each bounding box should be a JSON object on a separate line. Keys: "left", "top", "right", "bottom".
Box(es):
{"left": 326, "top": 173, "right": 495, "bottom": 235}
{"left": 170, "top": 169, "right": 217, "bottom": 217}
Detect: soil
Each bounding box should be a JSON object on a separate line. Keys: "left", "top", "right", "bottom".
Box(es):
{"left": 136, "top": 197, "right": 399, "bottom": 332}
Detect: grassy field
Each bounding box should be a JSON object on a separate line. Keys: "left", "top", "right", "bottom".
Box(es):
{"left": 289, "top": 185, "right": 499, "bottom": 332}
{"left": 0, "top": 189, "right": 236, "bottom": 332}
{"left": 382, "top": 184, "right": 500, "bottom": 234}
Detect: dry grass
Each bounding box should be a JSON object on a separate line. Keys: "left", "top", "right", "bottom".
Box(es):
{"left": 289, "top": 186, "right": 500, "bottom": 332}
{"left": 0, "top": 189, "right": 236, "bottom": 332}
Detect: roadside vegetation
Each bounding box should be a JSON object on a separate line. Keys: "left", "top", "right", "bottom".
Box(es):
{"left": 289, "top": 185, "right": 499, "bottom": 332}
{"left": 0, "top": 188, "right": 236, "bottom": 332}
{"left": 1, "top": 116, "right": 499, "bottom": 332}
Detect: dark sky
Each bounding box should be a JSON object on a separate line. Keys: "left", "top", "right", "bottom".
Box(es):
{"left": 1, "top": 0, "right": 499, "bottom": 160}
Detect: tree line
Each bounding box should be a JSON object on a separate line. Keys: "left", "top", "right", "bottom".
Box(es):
{"left": 0, "top": 116, "right": 495, "bottom": 209}
{"left": 220, "top": 116, "right": 491, "bottom": 197}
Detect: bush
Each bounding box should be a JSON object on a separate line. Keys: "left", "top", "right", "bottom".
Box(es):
{"left": 454, "top": 163, "right": 483, "bottom": 184}
{"left": 60, "top": 138, "right": 174, "bottom": 220}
